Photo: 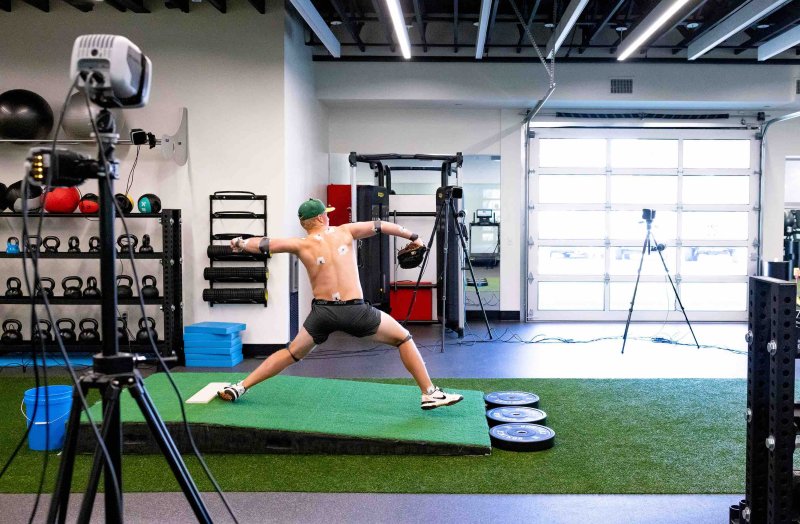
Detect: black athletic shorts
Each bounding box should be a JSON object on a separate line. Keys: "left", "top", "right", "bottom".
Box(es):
{"left": 303, "top": 299, "right": 382, "bottom": 345}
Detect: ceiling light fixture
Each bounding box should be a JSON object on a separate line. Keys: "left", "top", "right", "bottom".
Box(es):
{"left": 758, "top": 25, "right": 800, "bottom": 60}
{"left": 545, "top": 0, "right": 590, "bottom": 58}
{"left": 474, "top": 0, "right": 493, "bottom": 59}
{"left": 687, "top": 0, "right": 790, "bottom": 60}
{"left": 617, "top": 0, "right": 691, "bottom": 61}
{"left": 384, "top": 0, "right": 412, "bottom": 59}
{"left": 685, "top": 22, "right": 700, "bottom": 29}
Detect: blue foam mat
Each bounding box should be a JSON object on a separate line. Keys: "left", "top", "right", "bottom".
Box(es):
{"left": 184, "top": 343, "right": 243, "bottom": 356}
{"left": 184, "top": 322, "right": 246, "bottom": 335}
{"left": 185, "top": 354, "right": 244, "bottom": 367}
{"left": 183, "top": 332, "right": 242, "bottom": 343}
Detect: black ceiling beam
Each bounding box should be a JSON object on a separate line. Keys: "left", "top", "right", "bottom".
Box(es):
{"left": 105, "top": 0, "right": 149, "bottom": 12}
{"left": 330, "top": 0, "right": 366, "bottom": 51}
{"left": 733, "top": 4, "right": 800, "bottom": 54}
{"left": 453, "top": 0, "right": 458, "bottom": 52}
{"left": 681, "top": 0, "right": 750, "bottom": 50}
{"left": 22, "top": 0, "right": 48, "bottom": 11}
{"left": 484, "top": 0, "right": 501, "bottom": 53}
{"left": 164, "top": 0, "right": 189, "bottom": 12}
{"left": 587, "top": 0, "right": 627, "bottom": 44}
{"left": 370, "top": 0, "right": 397, "bottom": 52}
{"left": 0, "top": 0, "right": 9, "bottom": 10}
{"left": 515, "top": 0, "right": 541, "bottom": 53}
{"left": 611, "top": 0, "right": 635, "bottom": 54}
{"left": 63, "top": 0, "right": 94, "bottom": 10}
{"left": 412, "top": 0, "right": 428, "bottom": 52}
{"left": 206, "top": 0, "right": 225, "bottom": 12}
{"left": 248, "top": 0, "right": 265, "bottom": 13}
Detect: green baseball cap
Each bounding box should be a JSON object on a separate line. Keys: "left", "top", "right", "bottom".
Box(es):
{"left": 298, "top": 198, "right": 335, "bottom": 220}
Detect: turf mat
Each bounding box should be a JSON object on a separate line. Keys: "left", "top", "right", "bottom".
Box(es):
{"left": 80, "top": 373, "right": 491, "bottom": 455}
{"left": 0, "top": 377, "right": 748, "bottom": 494}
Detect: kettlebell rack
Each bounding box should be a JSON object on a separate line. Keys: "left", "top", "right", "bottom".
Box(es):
{"left": 0, "top": 209, "right": 184, "bottom": 364}
{"left": 205, "top": 191, "right": 269, "bottom": 306}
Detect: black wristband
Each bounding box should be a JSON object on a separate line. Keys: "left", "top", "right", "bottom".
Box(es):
{"left": 409, "top": 233, "right": 419, "bottom": 242}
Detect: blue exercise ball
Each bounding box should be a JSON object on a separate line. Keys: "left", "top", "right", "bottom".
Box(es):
{"left": 0, "top": 89, "right": 54, "bottom": 140}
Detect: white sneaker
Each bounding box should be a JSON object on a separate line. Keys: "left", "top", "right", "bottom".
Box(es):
{"left": 421, "top": 386, "right": 463, "bottom": 410}
{"left": 218, "top": 382, "right": 247, "bottom": 402}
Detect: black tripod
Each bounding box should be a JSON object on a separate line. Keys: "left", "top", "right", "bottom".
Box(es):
{"left": 46, "top": 110, "right": 211, "bottom": 523}
{"left": 621, "top": 209, "right": 699, "bottom": 354}
{"left": 409, "top": 186, "right": 492, "bottom": 352}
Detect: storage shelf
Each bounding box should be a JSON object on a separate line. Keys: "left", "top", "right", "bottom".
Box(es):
{"left": 0, "top": 297, "right": 163, "bottom": 305}
{"left": 0, "top": 252, "right": 164, "bottom": 259}
{"left": 0, "top": 212, "right": 162, "bottom": 219}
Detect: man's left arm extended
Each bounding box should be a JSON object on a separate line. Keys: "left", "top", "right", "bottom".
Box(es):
{"left": 345, "top": 221, "right": 422, "bottom": 245}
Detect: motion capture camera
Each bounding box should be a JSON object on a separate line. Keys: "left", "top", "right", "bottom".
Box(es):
{"left": 441, "top": 186, "right": 464, "bottom": 199}
{"left": 642, "top": 208, "right": 656, "bottom": 222}
{"left": 130, "top": 128, "right": 157, "bottom": 148}
{"left": 70, "top": 35, "right": 152, "bottom": 108}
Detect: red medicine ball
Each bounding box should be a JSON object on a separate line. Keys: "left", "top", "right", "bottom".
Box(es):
{"left": 42, "top": 187, "right": 81, "bottom": 213}
{"left": 78, "top": 193, "right": 99, "bottom": 214}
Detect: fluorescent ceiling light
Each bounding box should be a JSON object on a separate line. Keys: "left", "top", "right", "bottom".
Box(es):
{"left": 687, "top": 0, "right": 791, "bottom": 60}
{"left": 758, "top": 24, "right": 800, "bottom": 61}
{"left": 288, "top": 0, "right": 341, "bottom": 57}
{"left": 617, "top": 0, "right": 691, "bottom": 61}
{"left": 384, "top": 0, "right": 412, "bottom": 59}
{"left": 474, "top": 0, "right": 493, "bottom": 59}
{"left": 545, "top": 0, "right": 590, "bottom": 59}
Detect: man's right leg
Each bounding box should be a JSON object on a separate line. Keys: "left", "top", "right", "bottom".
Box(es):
{"left": 218, "top": 328, "right": 316, "bottom": 401}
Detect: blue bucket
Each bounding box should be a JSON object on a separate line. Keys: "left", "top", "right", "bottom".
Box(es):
{"left": 22, "top": 385, "right": 73, "bottom": 451}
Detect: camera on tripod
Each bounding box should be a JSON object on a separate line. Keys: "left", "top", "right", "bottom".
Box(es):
{"left": 642, "top": 208, "right": 656, "bottom": 222}
{"left": 440, "top": 186, "right": 463, "bottom": 199}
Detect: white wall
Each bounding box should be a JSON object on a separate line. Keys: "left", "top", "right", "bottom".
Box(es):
{"left": 0, "top": 3, "right": 298, "bottom": 344}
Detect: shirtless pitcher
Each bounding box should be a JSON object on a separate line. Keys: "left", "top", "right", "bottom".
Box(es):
{"left": 218, "top": 198, "right": 463, "bottom": 410}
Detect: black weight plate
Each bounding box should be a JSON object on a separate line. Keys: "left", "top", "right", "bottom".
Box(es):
{"left": 486, "top": 406, "right": 547, "bottom": 427}
{"left": 489, "top": 423, "right": 555, "bottom": 452}
{"left": 484, "top": 391, "right": 540, "bottom": 408}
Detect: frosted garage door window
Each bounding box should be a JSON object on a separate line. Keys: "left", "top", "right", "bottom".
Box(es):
{"left": 683, "top": 140, "right": 750, "bottom": 169}
{"left": 682, "top": 212, "right": 749, "bottom": 241}
{"left": 680, "top": 283, "right": 747, "bottom": 311}
{"left": 538, "top": 282, "right": 604, "bottom": 310}
{"left": 610, "top": 175, "right": 678, "bottom": 204}
{"left": 610, "top": 139, "right": 678, "bottom": 169}
{"left": 609, "top": 211, "right": 677, "bottom": 241}
{"left": 609, "top": 247, "right": 677, "bottom": 276}
{"left": 610, "top": 282, "right": 674, "bottom": 311}
{"left": 538, "top": 211, "right": 605, "bottom": 239}
{"left": 681, "top": 247, "right": 748, "bottom": 275}
{"left": 539, "top": 175, "right": 606, "bottom": 204}
{"left": 538, "top": 247, "right": 605, "bottom": 275}
{"left": 682, "top": 176, "right": 749, "bottom": 205}
{"left": 539, "top": 139, "right": 606, "bottom": 168}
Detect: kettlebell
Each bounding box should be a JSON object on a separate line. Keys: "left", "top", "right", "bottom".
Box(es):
{"left": 32, "top": 320, "right": 53, "bottom": 344}
{"left": 5, "top": 277, "right": 22, "bottom": 297}
{"left": 88, "top": 236, "right": 100, "bottom": 253}
{"left": 67, "top": 236, "right": 81, "bottom": 253}
{"left": 42, "top": 236, "right": 60, "bottom": 253}
{"left": 117, "top": 316, "right": 129, "bottom": 343}
{"left": 83, "top": 276, "right": 100, "bottom": 298}
{"left": 34, "top": 277, "right": 55, "bottom": 299}
{"left": 139, "top": 234, "right": 154, "bottom": 254}
{"left": 117, "top": 234, "right": 138, "bottom": 254}
{"left": 6, "top": 236, "right": 20, "bottom": 254}
{"left": 25, "top": 235, "right": 41, "bottom": 254}
{"left": 57, "top": 318, "right": 77, "bottom": 343}
{"left": 116, "top": 275, "right": 133, "bottom": 298}
{"left": 141, "top": 275, "right": 159, "bottom": 299}
{"left": 62, "top": 276, "right": 83, "bottom": 299}
{"left": 78, "top": 318, "right": 99, "bottom": 343}
{"left": 1, "top": 319, "right": 23, "bottom": 344}
{"left": 136, "top": 317, "right": 158, "bottom": 343}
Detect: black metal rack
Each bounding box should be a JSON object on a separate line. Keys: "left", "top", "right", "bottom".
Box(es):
{"left": 729, "top": 276, "right": 798, "bottom": 524}
{"left": 206, "top": 191, "right": 268, "bottom": 306}
{"left": 0, "top": 209, "right": 184, "bottom": 364}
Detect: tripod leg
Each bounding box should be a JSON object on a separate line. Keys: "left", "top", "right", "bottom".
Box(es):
{"left": 77, "top": 384, "right": 120, "bottom": 524}
{"left": 622, "top": 233, "right": 650, "bottom": 354}
{"left": 405, "top": 202, "right": 444, "bottom": 323}
{"left": 441, "top": 197, "right": 450, "bottom": 353}
{"left": 128, "top": 379, "right": 212, "bottom": 524}
{"left": 449, "top": 199, "right": 492, "bottom": 339}
{"left": 46, "top": 385, "right": 85, "bottom": 524}
{"left": 655, "top": 247, "right": 701, "bottom": 349}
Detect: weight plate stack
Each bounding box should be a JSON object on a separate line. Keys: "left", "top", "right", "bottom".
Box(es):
{"left": 486, "top": 406, "right": 547, "bottom": 427}
{"left": 484, "top": 391, "right": 540, "bottom": 409}
{"left": 489, "top": 423, "right": 555, "bottom": 452}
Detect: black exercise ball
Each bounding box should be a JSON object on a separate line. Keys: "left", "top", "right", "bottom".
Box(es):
{"left": 0, "top": 89, "right": 54, "bottom": 140}
{"left": 0, "top": 183, "right": 7, "bottom": 212}
{"left": 5, "top": 181, "right": 42, "bottom": 212}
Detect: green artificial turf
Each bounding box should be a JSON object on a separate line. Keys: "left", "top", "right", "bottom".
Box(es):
{"left": 82, "top": 373, "right": 491, "bottom": 451}
{"left": 0, "top": 376, "right": 747, "bottom": 494}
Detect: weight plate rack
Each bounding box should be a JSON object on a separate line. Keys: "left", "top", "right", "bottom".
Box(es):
{"left": 206, "top": 191, "right": 268, "bottom": 306}
{"left": 0, "top": 209, "right": 184, "bottom": 365}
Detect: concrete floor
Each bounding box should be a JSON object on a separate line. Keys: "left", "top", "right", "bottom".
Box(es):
{"left": 3, "top": 321, "right": 750, "bottom": 523}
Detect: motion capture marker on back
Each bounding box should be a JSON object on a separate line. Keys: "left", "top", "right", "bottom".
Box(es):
{"left": 332, "top": 292, "right": 341, "bottom": 301}
{"left": 325, "top": 227, "right": 335, "bottom": 234}
{"left": 313, "top": 234, "right": 322, "bottom": 241}
{"left": 338, "top": 245, "right": 348, "bottom": 255}
{"left": 317, "top": 257, "right": 326, "bottom": 265}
